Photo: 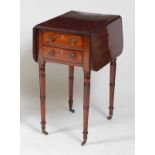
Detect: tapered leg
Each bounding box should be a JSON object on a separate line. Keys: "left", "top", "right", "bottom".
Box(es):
{"left": 39, "top": 63, "right": 48, "bottom": 135}
{"left": 68, "top": 66, "right": 75, "bottom": 113}
{"left": 81, "top": 72, "right": 91, "bottom": 146}
{"left": 107, "top": 59, "right": 116, "bottom": 120}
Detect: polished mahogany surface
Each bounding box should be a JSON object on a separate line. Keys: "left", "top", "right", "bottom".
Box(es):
{"left": 43, "top": 31, "right": 83, "bottom": 49}
{"left": 33, "top": 11, "right": 123, "bottom": 145}
{"left": 33, "top": 11, "right": 123, "bottom": 71}
{"left": 43, "top": 46, "right": 83, "bottom": 64}
{"left": 35, "top": 11, "right": 121, "bottom": 34}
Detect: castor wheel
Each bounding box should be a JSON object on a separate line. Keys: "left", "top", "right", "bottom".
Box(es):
{"left": 69, "top": 108, "right": 75, "bottom": 113}
{"left": 81, "top": 138, "right": 87, "bottom": 146}
{"left": 107, "top": 115, "right": 112, "bottom": 120}
{"left": 42, "top": 128, "right": 48, "bottom": 135}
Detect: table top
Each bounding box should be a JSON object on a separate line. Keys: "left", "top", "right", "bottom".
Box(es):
{"left": 35, "top": 11, "right": 120, "bottom": 35}
{"left": 33, "top": 11, "right": 123, "bottom": 71}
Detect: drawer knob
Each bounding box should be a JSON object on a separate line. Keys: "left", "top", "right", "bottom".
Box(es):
{"left": 69, "top": 38, "right": 77, "bottom": 45}
{"left": 48, "top": 50, "right": 55, "bottom": 56}
{"left": 69, "top": 53, "right": 76, "bottom": 59}
{"left": 48, "top": 35, "right": 55, "bottom": 42}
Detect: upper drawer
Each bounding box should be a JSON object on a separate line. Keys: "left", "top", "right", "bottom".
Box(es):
{"left": 43, "top": 32, "right": 83, "bottom": 49}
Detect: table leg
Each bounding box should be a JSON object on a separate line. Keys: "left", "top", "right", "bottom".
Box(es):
{"left": 107, "top": 59, "right": 116, "bottom": 120}
{"left": 68, "top": 66, "right": 75, "bottom": 113}
{"left": 81, "top": 72, "right": 91, "bottom": 146}
{"left": 39, "top": 63, "right": 48, "bottom": 135}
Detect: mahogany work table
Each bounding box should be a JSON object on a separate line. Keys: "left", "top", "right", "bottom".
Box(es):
{"left": 33, "top": 11, "right": 123, "bottom": 145}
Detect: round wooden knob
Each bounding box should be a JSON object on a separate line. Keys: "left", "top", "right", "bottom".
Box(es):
{"left": 69, "top": 38, "right": 77, "bottom": 45}
{"left": 69, "top": 53, "right": 76, "bottom": 59}
{"left": 48, "top": 35, "right": 55, "bottom": 42}
{"left": 48, "top": 50, "right": 55, "bottom": 56}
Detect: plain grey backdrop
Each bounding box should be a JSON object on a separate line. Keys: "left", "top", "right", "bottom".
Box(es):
{"left": 21, "top": 0, "right": 134, "bottom": 154}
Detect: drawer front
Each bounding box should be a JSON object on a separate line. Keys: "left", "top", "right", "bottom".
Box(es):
{"left": 43, "top": 32, "right": 83, "bottom": 49}
{"left": 43, "top": 46, "right": 82, "bottom": 64}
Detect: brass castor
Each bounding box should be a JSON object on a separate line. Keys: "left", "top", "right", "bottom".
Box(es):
{"left": 69, "top": 108, "right": 75, "bottom": 113}
{"left": 107, "top": 115, "right": 112, "bottom": 120}
{"left": 42, "top": 128, "right": 48, "bottom": 135}
{"left": 81, "top": 138, "right": 87, "bottom": 146}
{"left": 69, "top": 100, "right": 75, "bottom": 113}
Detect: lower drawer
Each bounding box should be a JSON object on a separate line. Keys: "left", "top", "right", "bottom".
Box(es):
{"left": 43, "top": 46, "right": 83, "bottom": 64}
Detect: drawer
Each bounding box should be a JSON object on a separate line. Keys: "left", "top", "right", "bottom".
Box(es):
{"left": 43, "top": 32, "right": 83, "bottom": 49}
{"left": 43, "top": 46, "right": 83, "bottom": 64}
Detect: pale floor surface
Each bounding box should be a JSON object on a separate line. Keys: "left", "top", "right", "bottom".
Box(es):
{"left": 21, "top": 92, "right": 134, "bottom": 155}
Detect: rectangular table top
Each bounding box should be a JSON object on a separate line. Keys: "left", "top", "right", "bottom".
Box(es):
{"left": 35, "top": 11, "right": 120, "bottom": 35}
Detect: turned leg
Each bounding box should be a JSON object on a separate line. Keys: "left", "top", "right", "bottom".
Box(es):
{"left": 68, "top": 66, "right": 75, "bottom": 113}
{"left": 81, "top": 72, "right": 91, "bottom": 146}
{"left": 39, "top": 63, "right": 48, "bottom": 135}
{"left": 107, "top": 59, "right": 116, "bottom": 120}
